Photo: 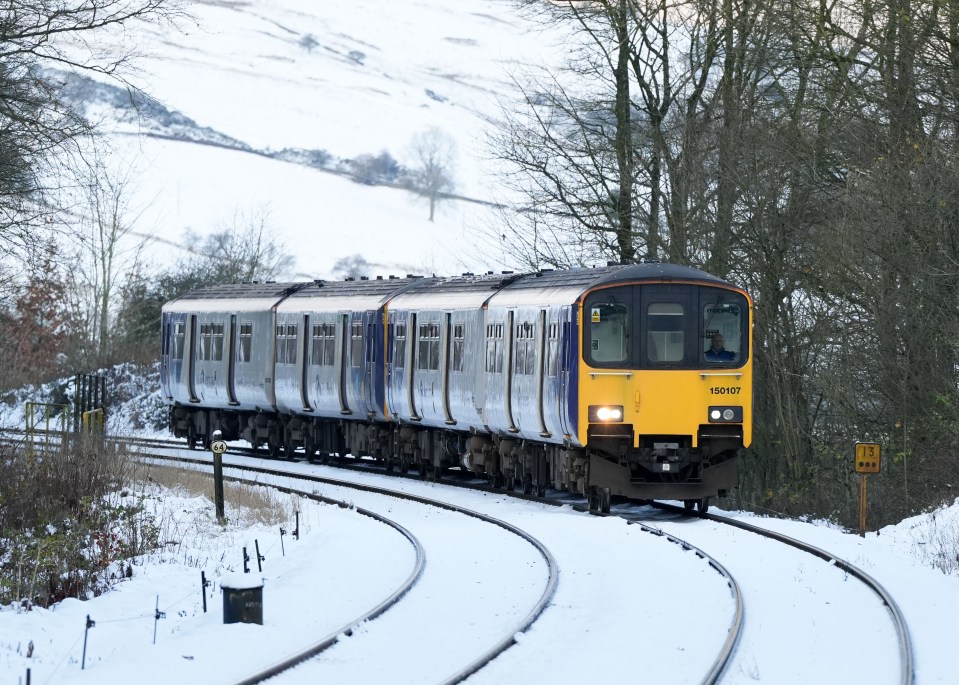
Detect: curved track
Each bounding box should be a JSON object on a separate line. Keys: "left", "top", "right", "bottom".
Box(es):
{"left": 677, "top": 505, "right": 913, "bottom": 685}
{"left": 138, "top": 447, "right": 559, "bottom": 685}
{"left": 112, "top": 436, "right": 914, "bottom": 685}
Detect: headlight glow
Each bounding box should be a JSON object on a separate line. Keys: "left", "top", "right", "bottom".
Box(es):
{"left": 589, "top": 405, "right": 625, "bottom": 422}
{"left": 710, "top": 409, "right": 722, "bottom": 420}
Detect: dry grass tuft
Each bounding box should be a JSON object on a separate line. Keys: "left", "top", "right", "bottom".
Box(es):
{"left": 130, "top": 461, "right": 298, "bottom": 527}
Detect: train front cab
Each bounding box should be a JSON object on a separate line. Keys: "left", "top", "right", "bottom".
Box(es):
{"left": 577, "top": 279, "right": 753, "bottom": 509}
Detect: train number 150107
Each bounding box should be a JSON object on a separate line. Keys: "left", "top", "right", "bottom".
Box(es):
{"left": 709, "top": 387, "right": 742, "bottom": 395}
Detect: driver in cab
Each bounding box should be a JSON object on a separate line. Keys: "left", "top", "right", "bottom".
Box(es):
{"left": 705, "top": 333, "right": 736, "bottom": 361}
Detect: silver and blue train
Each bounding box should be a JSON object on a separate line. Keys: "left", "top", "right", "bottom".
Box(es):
{"left": 160, "top": 263, "right": 753, "bottom": 512}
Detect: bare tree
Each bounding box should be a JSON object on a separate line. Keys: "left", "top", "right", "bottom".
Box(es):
{"left": 0, "top": 0, "right": 183, "bottom": 261}
{"left": 197, "top": 206, "right": 296, "bottom": 282}
{"left": 405, "top": 127, "right": 456, "bottom": 221}
{"left": 74, "top": 150, "right": 151, "bottom": 365}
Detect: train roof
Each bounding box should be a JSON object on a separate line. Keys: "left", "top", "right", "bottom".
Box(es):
{"left": 161, "top": 263, "right": 742, "bottom": 314}
{"left": 385, "top": 272, "right": 523, "bottom": 309}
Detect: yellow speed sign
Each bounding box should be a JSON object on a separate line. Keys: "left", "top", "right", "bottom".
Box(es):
{"left": 854, "top": 442, "right": 881, "bottom": 474}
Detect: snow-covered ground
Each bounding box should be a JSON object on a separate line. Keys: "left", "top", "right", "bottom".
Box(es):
{"left": 1, "top": 444, "right": 957, "bottom": 684}
{"left": 74, "top": 0, "right": 566, "bottom": 281}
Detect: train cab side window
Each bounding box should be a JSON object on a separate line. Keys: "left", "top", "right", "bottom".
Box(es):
{"left": 647, "top": 303, "right": 685, "bottom": 363}
{"left": 395, "top": 322, "right": 407, "bottom": 369}
{"left": 238, "top": 322, "right": 252, "bottom": 363}
{"left": 351, "top": 323, "right": 363, "bottom": 368}
{"left": 546, "top": 322, "right": 559, "bottom": 377}
{"left": 588, "top": 303, "right": 628, "bottom": 364}
{"left": 172, "top": 322, "right": 185, "bottom": 360}
{"left": 452, "top": 323, "right": 465, "bottom": 372}
{"left": 703, "top": 300, "right": 743, "bottom": 363}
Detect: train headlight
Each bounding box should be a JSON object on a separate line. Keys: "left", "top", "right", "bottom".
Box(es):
{"left": 589, "top": 405, "right": 624, "bottom": 422}
{"left": 708, "top": 406, "right": 742, "bottom": 423}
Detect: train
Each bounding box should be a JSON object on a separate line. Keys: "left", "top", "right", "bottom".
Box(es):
{"left": 160, "top": 262, "right": 753, "bottom": 513}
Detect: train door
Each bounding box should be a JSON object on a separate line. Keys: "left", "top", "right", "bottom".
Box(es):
{"left": 336, "top": 313, "right": 351, "bottom": 415}
{"left": 441, "top": 312, "right": 454, "bottom": 425}
{"left": 161, "top": 318, "right": 173, "bottom": 399}
{"left": 365, "top": 317, "right": 376, "bottom": 415}
{"left": 639, "top": 286, "right": 693, "bottom": 366}
{"left": 535, "top": 309, "right": 550, "bottom": 437}
{"left": 187, "top": 314, "right": 199, "bottom": 403}
{"left": 300, "top": 314, "right": 312, "bottom": 411}
{"left": 227, "top": 315, "right": 239, "bottom": 406}
{"left": 504, "top": 310, "right": 518, "bottom": 432}
{"left": 407, "top": 312, "right": 421, "bottom": 420}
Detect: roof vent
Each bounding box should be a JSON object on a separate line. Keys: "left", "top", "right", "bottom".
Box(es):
{"left": 346, "top": 277, "right": 356, "bottom": 282}
{"left": 360, "top": 276, "right": 369, "bottom": 281}
{"left": 376, "top": 275, "right": 383, "bottom": 280}
{"left": 502, "top": 270, "right": 513, "bottom": 275}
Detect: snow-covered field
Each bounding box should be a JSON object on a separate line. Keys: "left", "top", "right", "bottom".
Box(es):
{"left": 81, "top": 0, "right": 565, "bottom": 280}
{"left": 1, "top": 446, "right": 958, "bottom": 684}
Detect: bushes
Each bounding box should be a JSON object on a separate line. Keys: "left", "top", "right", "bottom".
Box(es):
{"left": 0, "top": 439, "right": 158, "bottom": 607}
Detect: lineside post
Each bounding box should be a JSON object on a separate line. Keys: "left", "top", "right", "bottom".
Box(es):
{"left": 853, "top": 441, "right": 881, "bottom": 538}
{"left": 211, "top": 430, "right": 227, "bottom": 523}
{"left": 858, "top": 474, "right": 867, "bottom": 538}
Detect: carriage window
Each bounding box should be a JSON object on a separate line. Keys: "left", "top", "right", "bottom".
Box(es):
{"left": 394, "top": 322, "right": 407, "bottom": 369}
{"left": 647, "top": 303, "right": 684, "bottom": 363}
{"left": 588, "top": 303, "right": 628, "bottom": 364}
{"left": 351, "top": 323, "right": 363, "bottom": 368}
{"left": 514, "top": 322, "right": 535, "bottom": 375}
{"left": 237, "top": 322, "right": 252, "bottom": 363}
{"left": 311, "top": 323, "right": 336, "bottom": 366}
{"left": 703, "top": 301, "right": 743, "bottom": 363}
{"left": 211, "top": 322, "right": 224, "bottom": 362}
{"left": 286, "top": 323, "right": 297, "bottom": 364}
{"left": 198, "top": 322, "right": 212, "bottom": 361}
{"left": 452, "top": 324, "right": 465, "bottom": 372}
{"left": 275, "top": 323, "right": 298, "bottom": 364}
{"left": 173, "top": 321, "right": 185, "bottom": 360}
{"left": 417, "top": 323, "right": 440, "bottom": 371}
{"left": 546, "top": 321, "right": 559, "bottom": 377}
{"left": 485, "top": 323, "right": 504, "bottom": 373}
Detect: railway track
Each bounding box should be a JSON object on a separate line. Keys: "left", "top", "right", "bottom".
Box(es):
{"left": 129, "top": 437, "right": 745, "bottom": 683}
{"left": 136, "top": 446, "right": 559, "bottom": 684}
{"left": 3, "top": 431, "right": 914, "bottom": 683}
{"left": 634, "top": 503, "right": 914, "bottom": 685}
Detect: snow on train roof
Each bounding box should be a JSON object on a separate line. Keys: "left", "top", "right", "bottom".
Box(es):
{"left": 277, "top": 276, "right": 430, "bottom": 312}
{"left": 162, "top": 264, "right": 738, "bottom": 314}
{"left": 385, "top": 272, "right": 522, "bottom": 309}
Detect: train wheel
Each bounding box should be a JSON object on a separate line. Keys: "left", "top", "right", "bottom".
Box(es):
{"left": 697, "top": 498, "right": 710, "bottom": 515}
{"left": 588, "top": 487, "right": 611, "bottom": 515}
{"left": 284, "top": 435, "right": 296, "bottom": 460}
{"left": 521, "top": 473, "right": 533, "bottom": 496}
{"left": 683, "top": 500, "right": 697, "bottom": 514}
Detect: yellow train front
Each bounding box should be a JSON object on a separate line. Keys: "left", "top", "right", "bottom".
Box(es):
{"left": 570, "top": 264, "right": 753, "bottom": 513}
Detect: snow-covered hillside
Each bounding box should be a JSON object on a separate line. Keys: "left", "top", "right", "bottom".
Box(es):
{"left": 68, "top": 0, "right": 564, "bottom": 280}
